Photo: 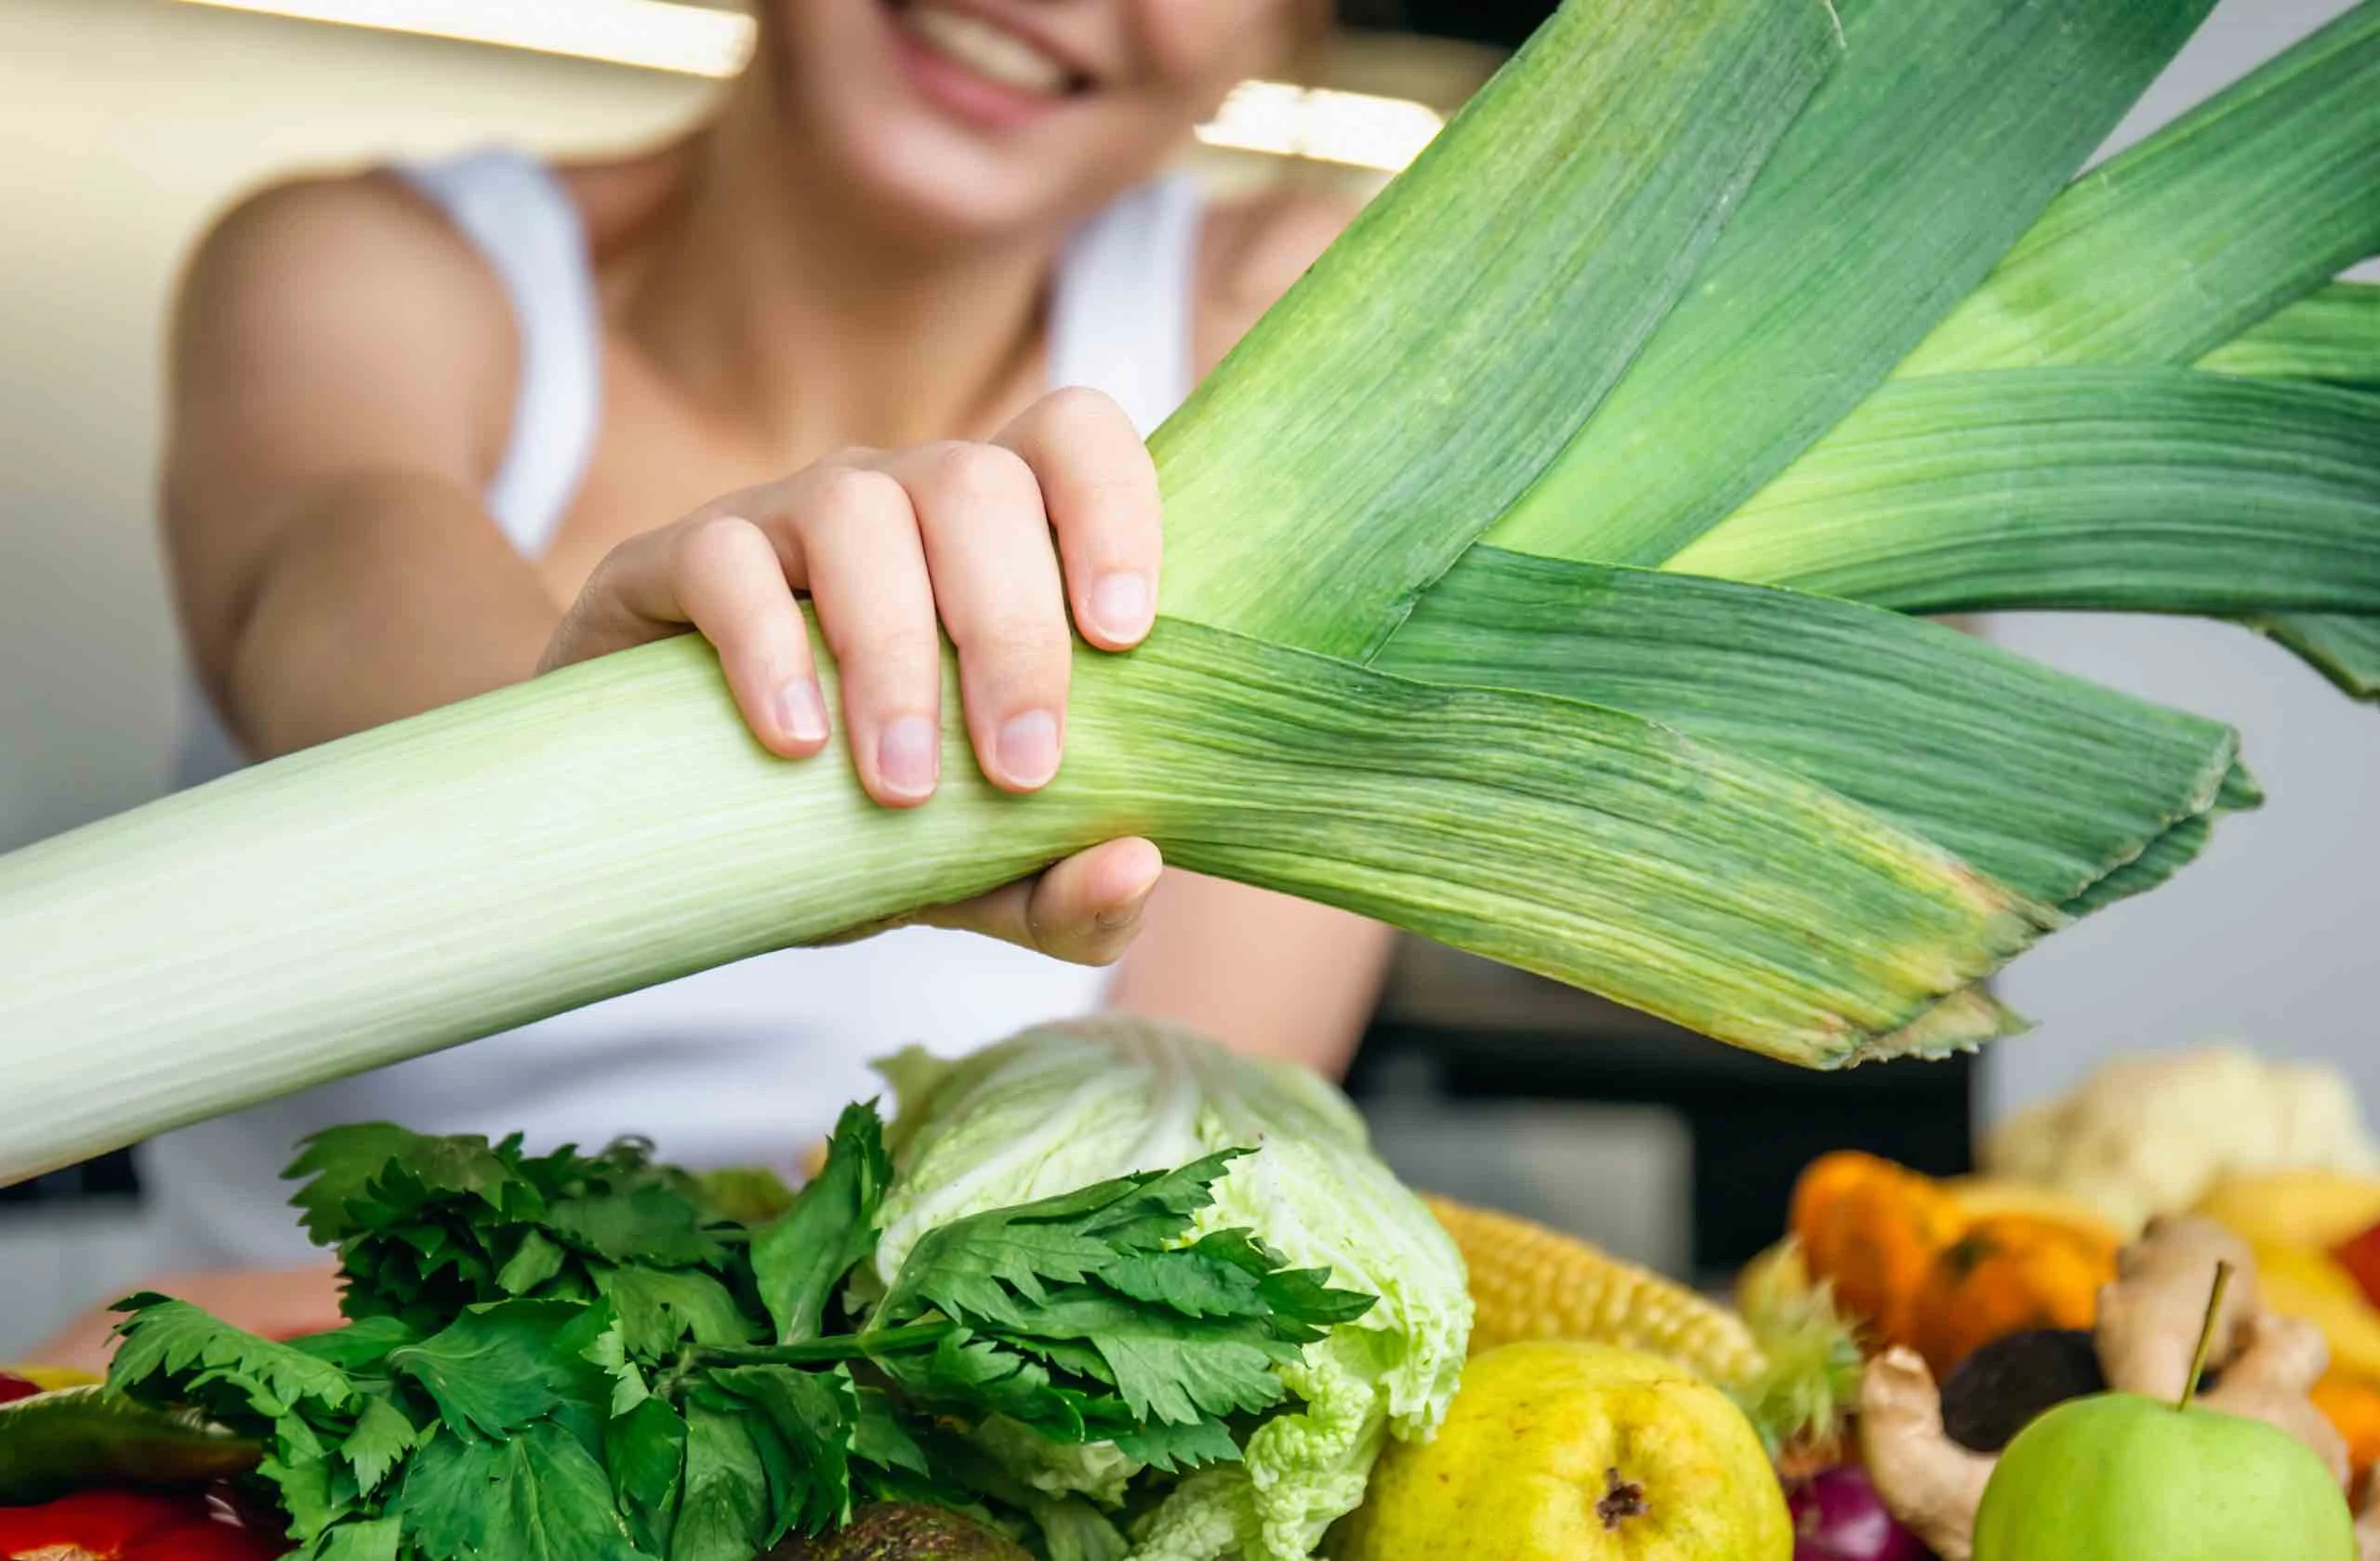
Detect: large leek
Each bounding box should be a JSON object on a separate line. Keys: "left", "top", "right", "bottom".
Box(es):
{"left": 4, "top": 0, "right": 2379, "bottom": 1184}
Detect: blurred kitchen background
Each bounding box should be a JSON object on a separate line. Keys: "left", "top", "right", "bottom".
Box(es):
{"left": 0, "top": 0, "right": 2373, "bottom": 1355}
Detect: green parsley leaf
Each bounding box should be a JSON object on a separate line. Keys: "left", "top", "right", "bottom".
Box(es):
{"left": 285, "top": 1315, "right": 418, "bottom": 1375}
{"left": 673, "top": 1400, "right": 772, "bottom": 1561}
{"left": 605, "top": 1396, "right": 688, "bottom": 1539}
{"left": 496, "top": 1230, "right": 569, "bottom": 1296}
{"left": 311, "top": 1516, "right": 404, "bottom": 1561}
{"left": 338, "top": 1395, "right": 417, "bottom": 1498}
{"left": 875, "top": 1152, "right": 1251, "bottom": 1331}
{"left": 481, "top": 1420, "right": 651, "bottom": 1561}
{"left": 1105, "top": 1415, "right": 1243, "bottom": 1473}
{"left": 385, "top": 1300, "right": 603, "bottom": 1439}
{"left": 387, "top": 1418, "right": 649, "bottom": 1561}
{"left": 594, "top": 1265, "right": 757, "bottom": 1356}
{"left": 260, "top": 1447, "right": 350, "bottom": 1544}
{"left": 850, "top": 1387, "right": 932, "bottom": 1478}
{"left": 284, "top": 1124, "right": 463, "bottom": 1246}
{"left": 991, "top": 1288, "right": 1289, "bottom": 1425}
{"left": 547, "top": 1183, "right": 725, "bottom": 1269}
{"left": 750, "top": 1104, "right": 892, "bottom": 1344}
{"left": 883, "top": 1332, "right": 1085, "bottom": 1442}
{"left": 708, "top": 1364, "right": 857, "bottom": 1538}
{"left": 109, "top": 1296, "right": 357, "bottom": 1425}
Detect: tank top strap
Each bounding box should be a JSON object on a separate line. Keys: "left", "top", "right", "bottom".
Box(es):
{"left": 395, "top": 149, "right": 602, "bottom": 555}
{"left": 1047, "top": 172, "right": 1206, "bottom": 437}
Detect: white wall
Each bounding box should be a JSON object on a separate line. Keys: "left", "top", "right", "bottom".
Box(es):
{"left": 0, "top": 0, "right": 2372, "bottom": 1127}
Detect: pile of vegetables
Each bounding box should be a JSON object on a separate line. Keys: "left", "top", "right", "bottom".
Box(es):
{"left": 1734, "top": 1052, "right": 2380, "bottom": 1559}
{"left": 0, "top": 1022, "right": 1471, "bottom": 1561}
{"left": 3, "top": 0, "right": 2379, "bottom": 1183}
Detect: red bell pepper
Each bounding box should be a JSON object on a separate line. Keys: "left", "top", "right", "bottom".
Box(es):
{"left": 2334, "top": 1220, "right": 2380, "bottom": 1312}
{"left": 0, "top": 1377, "right": 37, "bottom": 1410}
{"left": 0, "top": 1488, "right": 285, "bottom": 1560}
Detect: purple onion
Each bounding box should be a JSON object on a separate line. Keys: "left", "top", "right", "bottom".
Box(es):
{"left": 1789, "top": 1465, "right": 1932, "bottom": 1561}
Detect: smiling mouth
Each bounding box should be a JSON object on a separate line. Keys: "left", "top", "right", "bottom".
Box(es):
{"left": 891, "top": 1, "right": 1091, "bottom": 100}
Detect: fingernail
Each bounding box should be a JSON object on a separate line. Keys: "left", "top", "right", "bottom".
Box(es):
{"left": 775, "top": 680, "right": 827, "bottom": 746}
{"left": 877, "top": 717, "right": 939, "bottom": 800}
{"left": 997, "top": 710, "right": 1061, "bottom": 788}
{"left": 1091, "top": 573, "right": 1151, "bottom": 640}
{"left": 1096, "top": 885, "right": 1153, "bottom": 933}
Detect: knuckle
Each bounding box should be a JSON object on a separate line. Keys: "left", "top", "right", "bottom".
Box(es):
{"left": 1035, "top": 384, "right": 1129, "bottom": 438}
{"left": 811, "top": 463, "right": 908, "bottom": 518}
{"left": 674, "top": 512, "right": 761, "bottom": 573}
{"left": 800, "top": 467, "right": 913, "bottom": 548}
{"left": 919, "top": 441, "right": 1038, "bottom": 510}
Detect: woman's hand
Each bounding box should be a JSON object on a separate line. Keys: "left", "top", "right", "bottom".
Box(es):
{"left": 539, "top": 387, "right": 1165, "bottom": 965}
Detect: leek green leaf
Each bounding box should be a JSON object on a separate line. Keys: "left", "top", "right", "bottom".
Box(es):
{"left": 2199, "top": 281, "right": 2380, "bottom": 391}
{"left": 1157, "top": 0, "right": 1838, "bottom": 655}
{"left": 1489, "top": 0, "right": 2215, "bottom": 565}
{"left": 2247, "top": 610, "right": 2380, "bottom": 699}
{"left": 1902, "top": 1, "right": 2380, "bottom": 373}
{"left": 1668, "top": 369, "right": 2380, "bottom": 615}
{"left": 1378, "top": 547, "right": 2240, "bottom": 914}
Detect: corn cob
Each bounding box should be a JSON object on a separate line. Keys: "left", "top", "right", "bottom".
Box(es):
{"left": 1423, "top": 1193, "right": 1765, "bottom": 1387}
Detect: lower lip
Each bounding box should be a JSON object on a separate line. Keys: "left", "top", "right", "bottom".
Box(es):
{"left": 887, "top": 12, "right": 1073, "bottom": 133}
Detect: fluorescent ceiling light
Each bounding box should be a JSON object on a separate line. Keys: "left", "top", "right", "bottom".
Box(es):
{"left": 171, "top": 0, "right": 1446, "bottom": 173}
{"left": 1196, "top": 81, "right": 1443, "bottom": 174}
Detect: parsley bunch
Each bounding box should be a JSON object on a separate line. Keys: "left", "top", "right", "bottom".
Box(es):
{"left": 104, "top": 1105, "right": 1373, "bottom": 1561}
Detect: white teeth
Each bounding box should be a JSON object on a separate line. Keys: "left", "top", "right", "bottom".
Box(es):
{"left": 904, "top": 5, "right": 1071, "bottom": 97}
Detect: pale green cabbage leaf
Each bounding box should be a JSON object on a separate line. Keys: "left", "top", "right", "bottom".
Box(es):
{"left": 866, "top": 1017, "right": 1473, "bottom": 1561}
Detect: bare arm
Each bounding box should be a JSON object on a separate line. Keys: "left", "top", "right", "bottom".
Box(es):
{"left": 1106, "top": 184, "right": 1397, "bottom": 1078}
{"left": 163, "top": 175, "right": 558, "bottom": 759}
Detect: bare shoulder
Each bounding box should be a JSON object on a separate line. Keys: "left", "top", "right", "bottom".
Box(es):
{"left": 1193, "top": 182, "right": 1369, "bottom": 371}
{"left": 172, "top": 170, "right": 516, "bottom": 477}
{"left": 181, "top": 170, "right": 507, "bottom": 347}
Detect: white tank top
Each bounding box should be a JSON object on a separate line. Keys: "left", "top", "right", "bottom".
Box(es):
{"left": 141, "top": 150, "right": 1206, "bottom": 1266}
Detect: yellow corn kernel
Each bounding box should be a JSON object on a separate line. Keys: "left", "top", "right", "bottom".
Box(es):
{"left": 1425, "top": 1194, "right": 1765, "bottom": 1387}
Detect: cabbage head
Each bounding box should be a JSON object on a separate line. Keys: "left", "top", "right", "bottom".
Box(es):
{"left": 866, "top": 1016, "right": 1472, "bottom": 1561}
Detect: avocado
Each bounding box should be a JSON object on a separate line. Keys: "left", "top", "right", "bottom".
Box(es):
{"left": 769, "top": 1502, "right": 1035, "bottom": 1561}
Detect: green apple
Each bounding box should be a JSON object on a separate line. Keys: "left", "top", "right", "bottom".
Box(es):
{"left": 1973, "top": 1392, "right": 2354, "bottom": 1560}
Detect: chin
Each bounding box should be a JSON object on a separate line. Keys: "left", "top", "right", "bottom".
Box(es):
{"left": 820, "top": 112, "right": 1112, "bottom": 240}
{"left": 759, "top": 0, "right": 1186, "bottom": 242}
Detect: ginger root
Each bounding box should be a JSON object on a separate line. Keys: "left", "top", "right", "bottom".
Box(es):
{"left": 1862, "top": 1213, "right": 2355, "bottom": 1559}
{"left": 1858, "top": 1346, "right": 1993, "bottom": 1561}
{"left": 2095, "top": 1214, "right": 2258, "bottom": 1400}
{"left": 2095, "top": 1218, "right": 2348, "bottom": 1484}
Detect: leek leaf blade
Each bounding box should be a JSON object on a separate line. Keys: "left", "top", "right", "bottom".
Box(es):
{"left": 1900, "top": 1, "right": 2380, "bottom": 375}
{"left": 1487, "top": 0, "right": 2216, "bottom": 565}
{"left": 1153, "top": 0, "right": 1838, "bottom": 657}
{"left": 1665, "top": 369, "right": 2380, "bottom": 620}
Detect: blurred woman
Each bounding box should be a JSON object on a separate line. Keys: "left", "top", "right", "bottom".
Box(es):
{"left": 39, "top": 0, "right": 1394, "bottom": 1361}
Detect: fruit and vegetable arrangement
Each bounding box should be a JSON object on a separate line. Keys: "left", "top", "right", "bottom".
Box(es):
{"left": 3, "top": 0, "right": 2376, "bottom": 1549}
{"left": 1757, "top": 1049, "right": 2380, "bottom": 1560}
{"left": 27, "top": 1031, "right": 2380, "bottom": 1559}
{"left": 0, "top": 1020, "right": 1876, "bottom": 1561}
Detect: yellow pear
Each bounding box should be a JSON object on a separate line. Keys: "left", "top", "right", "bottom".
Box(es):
{"left": 1334, "top": 1341, "right": 1790, "bottom": 1560}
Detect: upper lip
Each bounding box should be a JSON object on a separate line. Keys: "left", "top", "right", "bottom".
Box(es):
{"left": 901, "top": 0, "right": 1102, "bottom": 89}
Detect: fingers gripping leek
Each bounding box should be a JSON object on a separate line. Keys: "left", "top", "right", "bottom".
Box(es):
{"left": 6, "top": 0, "right": 2380, "bottom": 1184}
